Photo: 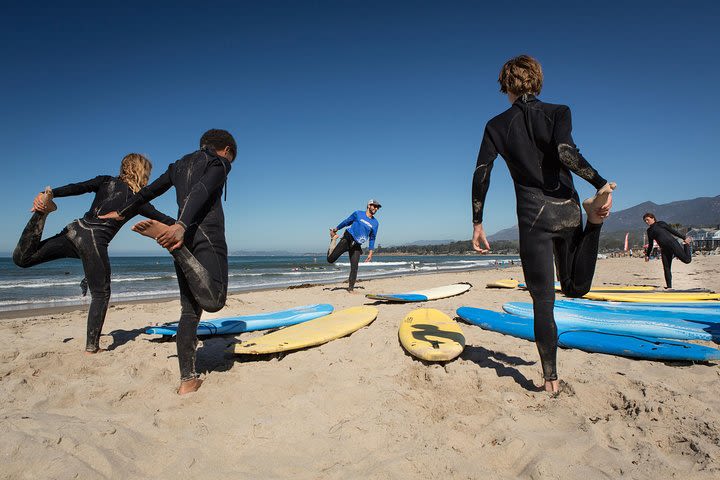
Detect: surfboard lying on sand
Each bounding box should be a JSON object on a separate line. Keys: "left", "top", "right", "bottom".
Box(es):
{"left": 234, "top": 306, "right": 378, "bottom": 354}
{"left": 456, "top": 306, "right": 720, "bottom": 361}
{"left": 486, "top": 279, "right": 519, "bottom": 289}
{"left": 519, "top": 282, "right": 657, "bottom": 293}
{"left": 398, "top": 308, "right": 465, "bottom": 361}
{"left": 146, "top": 304, "right": 334, "bottom": 336}
{"left": 582, "top": 292, "right": 720, "bottom": 303}
{"left": 366, "top": 283, "right": 471, "bottom": 302}
{"left": 557, "top": 299, "right": 720, "bottom": 317}
{"left": 502, "top": 302, "right": 719, "bottom": 341}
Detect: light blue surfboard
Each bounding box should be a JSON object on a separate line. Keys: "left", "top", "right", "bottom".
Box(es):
{"left": 561, "top": 298, "right": 720, "bottom": 313}
{"left": 456, "top": 306, "right": 720, "bottom": 362}
{"left": 554, "top": 299, "right": 720, "bottom": 322}
{"left": 145, "top": 304, "right": 334, "bottom": 336}
{"left": 502, "top": 302, "right": 719, "bottom": 342}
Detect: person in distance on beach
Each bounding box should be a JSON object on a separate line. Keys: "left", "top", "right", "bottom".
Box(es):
{"left": 470, "top": 55, "right": 616, "bottom": 394}
{"left": 13, "top": 154, "right": 174, "bottom": 354}
{"left": 643, "top": 213, "right": 692, "bottom": 288}
{"left": 327, "top": 200, "right": 381, "bottom": 292}
{"left": 99, "top": 129, "right": 235, "bottom": 395}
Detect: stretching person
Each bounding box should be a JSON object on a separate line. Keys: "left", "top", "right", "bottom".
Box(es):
{"left": 327, "top": 200, "right": 381, "bottom": 292}
{"left": 100, "top": 129, "right": 236, "bottom": 395}
{"left": 13, "top": 154, "right": 174, "bottom": 353}
{"left": 470, "top": 55, "right": 616, "bottom": 393}
{"left": 643, "top": 213, "right": 692, "bottom": 288}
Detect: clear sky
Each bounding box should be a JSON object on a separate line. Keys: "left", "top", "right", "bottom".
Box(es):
{"left": 1, "top": 1, "right": 718, "bottom": 255}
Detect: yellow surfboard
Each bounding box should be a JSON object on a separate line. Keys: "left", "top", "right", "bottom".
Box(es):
{"left": 582, "top": 292, "right": 720, "bottom": 303}
{"left": 571, "top": 285, "right": 656, "bottom": 293}
{"left": 234, "top": 306, "right": 378, "bottom": 354}
{"left": 486, "top": 279, "right": 519, "bottom": 289}
{"left": 398, "top": 308, "right": 465, "bottom": 362}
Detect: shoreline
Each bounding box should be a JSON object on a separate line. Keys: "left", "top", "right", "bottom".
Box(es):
{"left": 0, "top": 260, "right": 520, "bottom": 319}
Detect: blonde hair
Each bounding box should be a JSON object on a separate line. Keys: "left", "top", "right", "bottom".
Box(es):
{"left": 498, "top": 55, "right": 543, "bottom": 96}
{"left": 119, "top": 153, "right": 152, "bottom": 193}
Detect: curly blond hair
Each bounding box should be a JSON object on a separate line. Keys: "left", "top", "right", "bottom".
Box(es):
{"left": 119, "top": 153, "right": 152, "bottom": 193}
{"left": 498, "top": 55, "right": 543, "bottom": 96}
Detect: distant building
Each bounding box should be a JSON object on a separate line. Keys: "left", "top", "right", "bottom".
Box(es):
{"left": 686, "top": 228, "right": 720, "bottom": 250}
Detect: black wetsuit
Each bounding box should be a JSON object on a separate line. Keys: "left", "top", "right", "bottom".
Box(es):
{"left": 118, "top": 147, "right": 231, "bottom": 381}
{"left": 472, "top": 94, "right": 608, "bottom": 380}
{"left": 645, "top": 221, "right": 691, "bottom": 288}
{"left": 327, "top": 230, "right": 363, "bottom": 290}
{"left": 13, "top": 176, "right": 174, "bottom": 351}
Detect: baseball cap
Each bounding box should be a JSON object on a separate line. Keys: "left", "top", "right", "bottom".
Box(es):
{"left": 367, "top": 199, "right": 382, "bottom": 208}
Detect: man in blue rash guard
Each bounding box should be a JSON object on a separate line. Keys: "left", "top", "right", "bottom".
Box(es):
{"left": 327, "top": 199, "right": 381, "bottom": 292}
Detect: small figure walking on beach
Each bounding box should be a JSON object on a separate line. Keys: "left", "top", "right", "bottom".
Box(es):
{"left": 12, "top": 154, "right": 174, "bottom": 354}
{"left": 470, "top": 55, "right": 616, "bottom": 393}
{"left": 327, "top": 200, "right": 381, "bottom": 292}
{"left": 643, "top": 213, "right": 692, "bottom": 288}
{"left": 100, "top": 129, "right": 236, "bottom": 395}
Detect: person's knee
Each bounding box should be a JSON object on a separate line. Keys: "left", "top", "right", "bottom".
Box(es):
{"left": 199, "top": 293, "right": 226, "bottom": 313}
{"left": 89, "top": 282, "right": 111, "bottom": 300}
{"left": 12, "top": 252, "right": 31, "bottom": 268}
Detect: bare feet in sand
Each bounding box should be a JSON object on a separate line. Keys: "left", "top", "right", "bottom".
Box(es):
{"left": 178, "top": 378, "right": 203, "bottom": 395}
{"left": 582, "top": 182, "right": 616, "bottom": 224}
{"left": 132, "top": 219, "right": 170, "bottom": 240}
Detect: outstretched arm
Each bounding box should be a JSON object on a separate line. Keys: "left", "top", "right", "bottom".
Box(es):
{"left": 51, "top": 176, "right": 107, "bottom": 198}
{"left": 99, "top": 168, "right": 174, "bottom": 221}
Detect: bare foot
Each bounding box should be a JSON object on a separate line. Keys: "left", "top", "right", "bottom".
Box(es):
{"left": 178, "top": 378, "right": 203, "bottom": 395}
{"left": 544, "top": 379, "right": 559, "bottom": 393}
{"left": 684, "top": 236, "right": 692, "bottom": 245}
{"left": 84, "top": 348, "right": 107, "bottom": 355}
{"left": 328, "top": 234, "right": 338, "bottom": 256}
{"left": 132, "top": 219, "right": 170, "bottom": 240}
{"left": 582, "top": 182, "right": 616, "bottom": 224}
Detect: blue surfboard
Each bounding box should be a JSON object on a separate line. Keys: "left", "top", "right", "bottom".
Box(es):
{"left": 502, "top": 302, "right": 719, "bottom": 342}
{"left": 145, "top": 304, "right": 334, "bottom": 336}
{"left": 554, "top": 299, "right": 720, "bottom": 322}
{"left": 456, "top": 307, "right": 720, "bottom": 362}
{"left": 564, "top": 298, "right": 720, "bottom": 310}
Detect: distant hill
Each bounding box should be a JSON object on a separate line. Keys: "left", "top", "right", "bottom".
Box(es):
{"left": 489, "top": 195, "right": 720, "bottom": 241}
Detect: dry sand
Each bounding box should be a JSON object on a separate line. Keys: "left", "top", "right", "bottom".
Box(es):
{"left": 1, "top": 255, "right": 719, "bottom": 479}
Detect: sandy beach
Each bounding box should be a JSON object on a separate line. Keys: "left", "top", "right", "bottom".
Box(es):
{"left": 1, "top": 255, "right": 719, "bottom": 479}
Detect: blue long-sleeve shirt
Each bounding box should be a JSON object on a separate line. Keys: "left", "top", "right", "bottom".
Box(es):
{"left": 336, "top": 210, "right": 379, "bottom": 250}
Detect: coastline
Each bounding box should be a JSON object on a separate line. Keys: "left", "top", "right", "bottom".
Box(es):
{"left": 1, "top": 256, "right": 719, "bottom": 478}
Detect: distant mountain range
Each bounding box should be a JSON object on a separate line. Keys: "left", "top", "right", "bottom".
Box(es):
{"left": 489, "top": 195, "right": 720, "bottom": 241}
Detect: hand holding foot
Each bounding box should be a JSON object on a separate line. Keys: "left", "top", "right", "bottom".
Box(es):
{"left": 329, "top": 228, "right": 338, "bottom": 239}
{"left": 132, "top": 220, "right": 185, "bottom": 251}
{"left": 583, "top": 182, "right": 616, "bottom": 224}
{"left": 32, "top": 186, "right": 57, "bottom": 213}
{"left": 684, "top": 236, "right": 692, "bottom": 245}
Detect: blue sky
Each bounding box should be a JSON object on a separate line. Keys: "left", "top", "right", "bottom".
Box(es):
{"left": 1, "top": 1, "right": 718, "bottom": 255}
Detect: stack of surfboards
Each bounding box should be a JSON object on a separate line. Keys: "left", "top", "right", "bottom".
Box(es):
{"left": 235, "top": 306, "right": 378, "bottom": 354}
{"left": 457, "top": 299, "right": 720, "bottom": 362}
{"left": 146, "top": 304, "right": 335, "bottom": 336}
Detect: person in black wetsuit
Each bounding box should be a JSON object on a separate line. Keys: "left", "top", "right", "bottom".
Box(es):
{"left": 13, "top": 154, "right": 174, "bottom": 353}
{"left": 471, "top": 55, "right": 616, "bottom": 393}
{"left": 100, "top": 129, "right": 236, "bottom": 395}
{"left": 643, "top": 212, "right": 692, "bottom": 288}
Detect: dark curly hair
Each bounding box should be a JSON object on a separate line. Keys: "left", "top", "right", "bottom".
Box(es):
{"left": 200, "top": 129, "right": 237, "bottom": 160}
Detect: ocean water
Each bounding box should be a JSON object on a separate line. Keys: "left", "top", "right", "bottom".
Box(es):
{"left": 0, "top": 254, "right": 520, "bottom": 312}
